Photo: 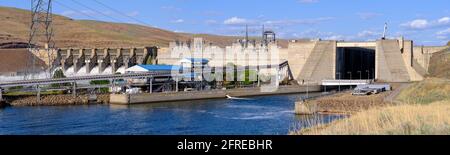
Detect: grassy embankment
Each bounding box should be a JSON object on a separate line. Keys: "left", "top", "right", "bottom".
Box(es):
{"left": 292, "top": 78, "right": 450, "bottom": 135}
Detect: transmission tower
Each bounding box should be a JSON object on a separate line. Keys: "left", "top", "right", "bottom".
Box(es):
{"left": 27, "top": 0, "right": 54, "bottom": 79}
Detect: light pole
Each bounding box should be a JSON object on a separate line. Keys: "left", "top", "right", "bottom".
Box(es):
{"left": 336, "top": 72, "right": 341, "bottom": 92}
{"left": 347, "top": 72, "right": 352, "bottom": 89}
{"left": 366, "top": 70, "right": 369, "bottom": 80}
{"left": 357, "top": 71, "right": 362, "bottom": 80}
{"left": 306, "top": 79, "right": 309, "bottom": 99}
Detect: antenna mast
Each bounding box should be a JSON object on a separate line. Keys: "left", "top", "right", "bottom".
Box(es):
{"left": 382, "top": 22, "right": 388, "bottom": 40}
{"left": 245, "top": 24, "right": 249, "bottom": 48}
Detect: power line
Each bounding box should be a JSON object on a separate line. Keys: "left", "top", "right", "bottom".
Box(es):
{"left": 91, "top": 0, "right": 151, "bottom": 26}
{"left": 67, "top": 0, "right": 123, "bottom": 23}
{"left": 53, "top": 0, "right": 101, "bottom": 21}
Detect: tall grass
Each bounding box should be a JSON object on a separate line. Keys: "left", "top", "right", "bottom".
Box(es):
{"left": 292, "top": 100, "right": 450, "bottom": 135}
{"left": 291, "top": 78, "right": 450, "bottom": 135}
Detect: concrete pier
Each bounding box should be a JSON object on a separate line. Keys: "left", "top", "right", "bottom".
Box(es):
{"left": 110, "top": 85, "right": 321, "bottom": 105}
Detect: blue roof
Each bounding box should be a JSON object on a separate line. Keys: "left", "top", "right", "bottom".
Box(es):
{"left": 183, "top": 58, "right": 209, "bottom": 63}
{"left": 137, "top": 65, "right": 181, "bottom": 71}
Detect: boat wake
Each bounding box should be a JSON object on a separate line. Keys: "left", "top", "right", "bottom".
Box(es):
{"left": 226, "top": 95, "right": 253, "bottom": 100}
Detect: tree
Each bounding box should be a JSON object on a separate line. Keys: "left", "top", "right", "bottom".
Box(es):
{"left": 447, "top": 41, "right": 450, "bottom": 46}
{"left": 146, "top": 55, "right": 155, "bottom": 64}
{"left": 90, "top": 80, "right": 110, "bottom": 93}
{"left": 51, "top": 69, "right": 70, "bottom": 88}
{"left": 53, "top": 69, "right": 66, "bottom": 79}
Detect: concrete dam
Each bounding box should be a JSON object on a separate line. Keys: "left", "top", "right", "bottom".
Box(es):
{"left": 56, "top": 47, "right": 157, "bottom": 76}
{"left": 282, "top": 39, "right": 435, "bottom": 83}
{"left": 38, "top": 38, "right": 446, "bottom": 83}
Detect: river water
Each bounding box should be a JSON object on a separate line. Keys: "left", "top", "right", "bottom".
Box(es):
{"left": 0, "top": 94, "right": 343, "bottom": 135}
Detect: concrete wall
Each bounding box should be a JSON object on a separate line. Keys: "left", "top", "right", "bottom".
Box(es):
{"left": 158, "top": 38, "right": 433, "bottom": 83}
{"left": 110, "top": 85, "right": 321, "bottom": 105}
{"left": 402, "top": 40, "right": 424, "bottom": 81}
{"left": 290, "top": 40, "right": 336, "bottom": 83}
{"left": 412, "top": 46, "right": 449, "bottom": 72}
{"left": 283, "top": 40, "right": 316, "bottom": 83}
{"left": 374, "top": 39, "right": 425, "bottom": 82}
{"left": 158, "top": 39, "right": 281, "bottom": 68}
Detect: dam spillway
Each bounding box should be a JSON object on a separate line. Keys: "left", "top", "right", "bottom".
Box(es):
{"left": 56, "top": 47, "right": 157, "bottom": 75}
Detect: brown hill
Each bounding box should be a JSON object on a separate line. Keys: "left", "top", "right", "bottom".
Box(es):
{"left": 0, "top": 48, "right": 46, "bottom": 75}
{"left": 0, "top": 6, "right": 286, "bottom": 48}
{"left": 428, "top": 47, "right": 450, "bottom": 79}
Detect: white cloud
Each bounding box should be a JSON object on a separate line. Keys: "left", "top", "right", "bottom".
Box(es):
{"left": 222, "top": 16, "right": 333, "bottom": 27}
{"left": 402, "top": 19, "right": 429, "bottom": 29}
{"left": 357, "top": 30, "right": 382, "bottom": 38}
{"left": 298, "top": 0, "right": 319, "bottom": 4}
{"left": 264, "top": 17, "right": 333, "bottom": 26}
{"left": 438, "top": 17, "right": 450, "bottom": 24}
{"left": 293, "top": 29, "right": 346, "bottom": 40}
{"left": 61, "top": 10, "right": 77, "bottom": 17}
{"left": 171, "top": 19, "right": 185, "bottom": 23}
{"left": 205, "top": 20, "right": 218, "bottom": 25}
{"left": 126, "top": 11, "right": 139, "bottom": 17}
{"left": 437, "top": 28, "right": 450, "bottom": 35}
{"left": 436, "top": 35, "right": 448, "bottom": 40}
{"left": 401, "top": 16, "right": 450, "bottom": 30}
{"left": 224, "top": 17, "right": 253, "bottom": 25}
{"left": 80, "top": 10, "right": 96, "bottom": 15}
{"left": 436, "top": 28, "right": 450, "bottom": 40}
{"left": 357, "top": 12, "right": 382, "bottom": 20}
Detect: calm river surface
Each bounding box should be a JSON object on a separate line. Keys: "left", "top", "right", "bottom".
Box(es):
{"left": 0, "top": 94, "right": 343, "bottom": 135}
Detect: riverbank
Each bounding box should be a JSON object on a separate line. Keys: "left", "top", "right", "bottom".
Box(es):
{"left": 3, "top": 85, "right": 320, "bottom": 106}
{"left": 8, "top": 94, "right": 109, "bottom": 106}
{"left": 292, "top": 78, "right": 450, "bottom": 135}
{"left": 110, "top": 85, "right": 321, "bottom": 105}
{"left": 295, "top": 91, "right": 391, "bottom": 114}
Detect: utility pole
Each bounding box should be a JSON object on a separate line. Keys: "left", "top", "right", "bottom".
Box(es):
{"left": 27, "top": 0, "right": 54, "bottom": 79}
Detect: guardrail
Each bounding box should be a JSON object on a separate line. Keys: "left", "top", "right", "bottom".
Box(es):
{"left": 0, "top": 72, "right": 172, "bottom": 88}
{"left": 321, "top": 79, "right": 373, "bottom": 86}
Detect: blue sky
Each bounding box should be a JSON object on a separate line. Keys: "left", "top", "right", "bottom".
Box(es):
{"left": 1, "top": 0, "right": 449, "bottom": 45}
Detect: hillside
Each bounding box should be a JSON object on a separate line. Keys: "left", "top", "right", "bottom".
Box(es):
{"left": 428, "top": 47, "right": 450, "bottom": 79}
{"left": 0, "top": 6, "right": 285, "bottom": 48}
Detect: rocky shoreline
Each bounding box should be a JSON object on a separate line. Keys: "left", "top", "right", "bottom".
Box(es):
{"left": 7, "top": 94, "right": 110, "bottom": 106}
